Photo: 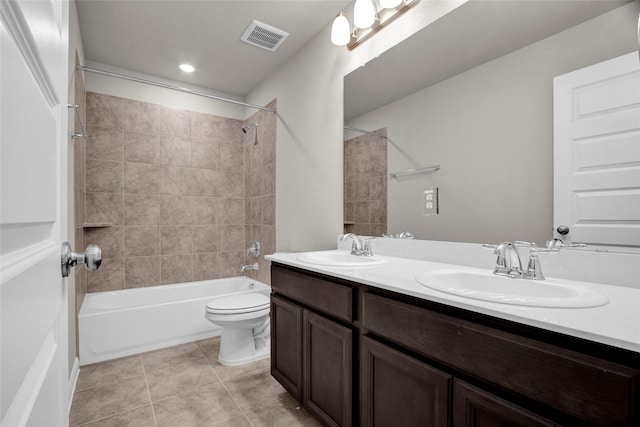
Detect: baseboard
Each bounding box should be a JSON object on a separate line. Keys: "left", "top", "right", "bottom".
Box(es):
{"left": 68, "top": 357, "right": 80, "bottom": 414}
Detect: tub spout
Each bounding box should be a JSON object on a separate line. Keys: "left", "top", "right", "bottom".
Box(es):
{"left": 241, "top": 263, "right": 258, "bottom": 272}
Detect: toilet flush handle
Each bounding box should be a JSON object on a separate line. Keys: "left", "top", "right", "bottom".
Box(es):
{"left": 61, "top": 241, "right": 102, "bottom": 278}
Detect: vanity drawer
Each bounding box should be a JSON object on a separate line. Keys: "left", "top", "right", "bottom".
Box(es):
{"left": 271, "top": 264, "right": 353, "bottom": 323}
{"left": 362, "top": 292, "right": 640, "bottom": 426}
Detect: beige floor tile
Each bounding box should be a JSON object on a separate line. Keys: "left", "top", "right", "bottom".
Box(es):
{"left": 76, "top": 355, "right": 144, "bottom": 392}
{"left": 146, "top": 357, "right": 219, "bottom": 402}
{"left": 213, "top": 356, "right": 270, "bottom": 383}
{"left": 153, "top": 382, "right": 243, "bottom": 427}
{"left": 70, "top": 375, "right": 150, "bottom": 426}
{"left": 212, "top": 416, "right": 252, "bottom": 426}
{"left": 245, "top": 394, "right": 321, "bottom": 427}
{"left": 223, "top": 370, "right": 290, "bottom": 413}
{"left": 195, "top": 336, "right": 220, "bottom": 361}
{"left": 141, "top": 342, "right": 205, "bottom": 372}
{"left": 78, "top": 405, "right": 156, "bottom": 427}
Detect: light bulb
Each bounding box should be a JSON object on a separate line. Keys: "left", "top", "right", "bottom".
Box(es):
{"left": 380, "top": 0, "right": 403, "bottom": 8}
{"left": 331, "top": 13, "right": 351, "bottom": 46}
{"left": 179, "top": 63, "right": 195, "bottom": 73}
{"left": 354, "top": 0, "right": 376, "bottom": 29}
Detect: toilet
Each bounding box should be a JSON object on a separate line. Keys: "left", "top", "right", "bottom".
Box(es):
{"left": 204, "top": 293, "right": 271, "bottom": 366}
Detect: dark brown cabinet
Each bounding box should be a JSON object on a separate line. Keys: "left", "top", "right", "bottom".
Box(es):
{"left": 360, "top": 336, "right": 451, "bottom": 427}
{"left": 270, "top": 263, "right": 640, "bottom": 427}
{"left": 270, "top": 266, "right": 354, "bottom": 427}
{"left": 453, "top": 380, "right": 558, "bottom": 427}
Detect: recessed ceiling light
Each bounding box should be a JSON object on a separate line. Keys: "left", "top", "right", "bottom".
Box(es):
{"left": 179, "top": 63, "right": 195, "bottom": 73}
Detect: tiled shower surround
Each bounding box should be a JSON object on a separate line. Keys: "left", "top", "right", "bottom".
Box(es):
{"left": 82, "top": 92, "right": 275, "bottom": 292}
{"left": 344, "top": 128, "right": 387, "bottom": 236}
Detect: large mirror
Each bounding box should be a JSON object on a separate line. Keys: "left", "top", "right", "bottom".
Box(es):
{"left": 343, "top": 0, "right": 637, "bottom": 245}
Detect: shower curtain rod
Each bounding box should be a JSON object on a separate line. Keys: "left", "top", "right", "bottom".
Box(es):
{"left": 344, "top": 125, "right": 388, "bottom": 140}
{"left": 77, "top": 65, "right": 276, "bottom": 113}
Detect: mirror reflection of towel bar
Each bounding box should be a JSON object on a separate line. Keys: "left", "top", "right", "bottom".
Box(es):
{"left": 390, "top": 164, "right": 440, "bottom": 179}
{"left": 67, "top": 104, "right": 88, "bottom": 139}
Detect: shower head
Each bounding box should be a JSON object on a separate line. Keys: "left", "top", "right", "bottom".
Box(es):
{"left": 242, "top": 123, "right": 258, "bottom": 134}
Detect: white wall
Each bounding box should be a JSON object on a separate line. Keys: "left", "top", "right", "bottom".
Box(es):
{"left": 246, "top": 1, "right": 467, "bottom": 252}
{"left": 83, "top": 61, "right": 247, "bottom": 120}
{"left": 347, "top": 2, "right": 640, "bottom": 246}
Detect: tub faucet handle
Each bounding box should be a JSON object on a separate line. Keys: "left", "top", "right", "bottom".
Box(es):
{"left": 247, "top": 241, "right": 261, "bottom": 258}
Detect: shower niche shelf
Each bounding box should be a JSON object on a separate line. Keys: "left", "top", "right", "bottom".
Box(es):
{"left": 82, "top": 223, "right": 112, "bottom": 228}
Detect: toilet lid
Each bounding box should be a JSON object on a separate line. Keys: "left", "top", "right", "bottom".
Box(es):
{"left": 206, "top": 293, "right": 270, "bottom": 314}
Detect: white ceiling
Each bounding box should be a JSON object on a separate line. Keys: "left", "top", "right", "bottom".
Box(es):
{"left": 344, "top": 0, "right": 631, "bottom": 121}
{"left": 76, "top": 0, "right": 351, "bottom": 97}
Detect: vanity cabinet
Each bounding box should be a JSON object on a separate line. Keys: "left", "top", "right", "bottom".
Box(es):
{"left": 270, "top": 265, "right": 354, "bottom": 427}
{"left": 270, "top": 263, "right": 640, "bottom": 427}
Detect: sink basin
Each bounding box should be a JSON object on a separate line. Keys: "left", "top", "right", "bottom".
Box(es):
{"left": 297, "top": 251, "right": 387, "bottom": 267}
{"left": 415, "top": 269, "right": 608, "bottom": 308}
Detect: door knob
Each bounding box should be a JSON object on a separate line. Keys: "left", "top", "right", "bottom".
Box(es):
{"left": 556, "top": 225, "right": 570, "bottom": 235}
{"left": 61, "top": 241, "right": 102, "bottom": 278}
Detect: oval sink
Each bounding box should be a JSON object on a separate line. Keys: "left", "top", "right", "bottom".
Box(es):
{"left": 297, "top": 251, "right": 387, "bottom": 267}
{"left": 416, "top": 269, "right": 608, "bottom": 308}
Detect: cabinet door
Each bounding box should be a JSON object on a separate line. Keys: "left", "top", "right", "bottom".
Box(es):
{"left": 303, "top": 310, "right": 353, "bottom": 427}
{"left": 271, "top": 295, "right": 303, "bottom": 401}
{"left": 453, "top": 380, "right": 559, "bottom": 427}
{"left": 361, "top": 336, "right": 451, "bottom": 427}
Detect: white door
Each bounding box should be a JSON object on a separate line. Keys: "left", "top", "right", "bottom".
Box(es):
{"left": 1, "top": 1, "right": 70, "bottom": 426}
{"left": 554, "top": 52, "right": 640, "bottom": 248}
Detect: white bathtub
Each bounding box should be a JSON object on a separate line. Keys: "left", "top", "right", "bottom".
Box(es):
{"left": 78, "top": 277, "right": 270, "bottom": 365}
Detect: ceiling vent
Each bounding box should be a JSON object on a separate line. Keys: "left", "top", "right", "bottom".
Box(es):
{"left": 240, "top": 20, "right": 289, "bottom": 51}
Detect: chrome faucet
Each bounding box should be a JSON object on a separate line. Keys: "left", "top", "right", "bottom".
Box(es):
{"left": 493, "top": 242, "right": 524, "bottom": 277}
{"left": 240, "top": 263, "right": 258, "bottom": 272}
{"left": 341, "top": 233, "right": 375, "bottom": 256}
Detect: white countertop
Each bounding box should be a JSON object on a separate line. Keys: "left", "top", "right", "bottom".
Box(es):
{"left": 267, "top": 250, "right": 640, "bottom": 353}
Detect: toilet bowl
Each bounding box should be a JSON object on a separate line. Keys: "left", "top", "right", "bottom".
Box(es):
{"left": 204, "top": 293, "right": 270, "bottom": 366}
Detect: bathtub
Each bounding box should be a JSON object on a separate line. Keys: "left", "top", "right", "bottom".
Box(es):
{"left": 78, "top": 277, "right": 270, "bottom": 365}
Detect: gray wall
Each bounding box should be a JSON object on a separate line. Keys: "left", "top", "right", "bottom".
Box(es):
{"left": 348, "top": 2, "right": 639, "bottom": 245}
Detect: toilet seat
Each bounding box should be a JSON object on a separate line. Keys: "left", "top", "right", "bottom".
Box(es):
{"left": 206, "top": 293, "right": 270, "bottom": 315}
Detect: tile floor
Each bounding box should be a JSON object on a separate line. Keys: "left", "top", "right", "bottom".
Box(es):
{"left": 70, "top": 338, "right": 320, "bottom": 426}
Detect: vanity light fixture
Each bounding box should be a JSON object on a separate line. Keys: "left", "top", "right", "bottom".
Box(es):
{"left": 331, "top": 0, "right": 420, "bottom": 50}
{"left": 179, "top": 63, "right": 195, "bottom": 73}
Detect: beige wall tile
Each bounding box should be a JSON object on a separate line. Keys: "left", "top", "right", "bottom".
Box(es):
{"left": 124, "top": 194, "right": 161, "bottom": 225}
{"left": 87, "top": 258, "right": 125, "bottom": 293}
{"left": 86, "top": 193, "right": 124, "bottom": 225}
{"left": 124, "top": 162, "right": 160, "bottom": 194}
{"left": 160, "top": 136, "right": 191, "bottom": 166}
{"left": 250, "top": 197, "right": 261, "bottom": 225}
{"left": 125, "top": 256, "right": 160, "bottom": 288}
{"left": 86, "top": 126, "right": 124, "bottom": 161}
{"left": 355, "top": 202, "right": 369, "bottom": 224}
{"left": 263, "top": 163, "right": 275, "bottom": 195}
{"left": 221, "top": 170, "right": 244, "bottom": 199}
{"left": 191, "top": 140, "right": 220, "bottom": 170}
{"left": 124, "top": 99, "right": 160, "bottom": 134}
{"left": 345, "top": 203, "right": 355, "bottom": 223}
{"left": 86, "top": 92, "right": 124, "bottom": 129}
{"left": 369, "top": 176, "right": 387, "bottom": 201}
{"left": 159, "top": 165, "right": 192, "bottom": 196}
{"left": 85, "top": 226, "right": 124, "bottom": 259}
{"left": 222, "top": 199, "right": 245, "bottom": 225}
{"left": 159, "top": 106, "right": 191, "bottom": 138}
{"left": 355, "top": 179, "right": 369, "bottom": 202}
{"left": 220, "top": 141, "right": 244, "bottom": 172}
{"left": 160, "top": 196, "right": 197, "bottom": 225}
{"left": 74, "top": 137, "right": 85, "bottom": 191}
{"left": 161, "top": 254, "right": 192, "bottom": 285}
{"left": 193, "top": 197, "right": 221, "bottom": 225}
{"left": 191, "top": 111, "right": 220, "bottom": 142}
{"left": 160, "top": 225, "right": 193, "bottom": 255}
{"left": 192, "top": 225, "right": 221, "bottom": 253}
{"left": 75, "top": 186, "right": 85, "bottom": 226}
{"left": 125, "top": 226, "right": 160, "bottom": 257}
{"left": 219, "top": 251, "right": 244, "bottom": 278}
{"left": 370, "top": 200, "right": 387, "bottom": 224}
{"left": 191, "top": 168, "right": 220, "bottom": 197}
{"left": 86, "top": 160, "right": 123, "bottom": 193}
{"left": 220, "top": 117, "right": 244, "bottom": 146}
{"left": 125, "top": 132, "right": 160, "bottom": 164}
{"left": 221, "top": 225, "right": 244, "bottom": 252}
{"left": 193, "top": 252, "right": 221, "bottom": 281}
{"left": 262, "top": 195, "right": 275, "bottom": 226}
